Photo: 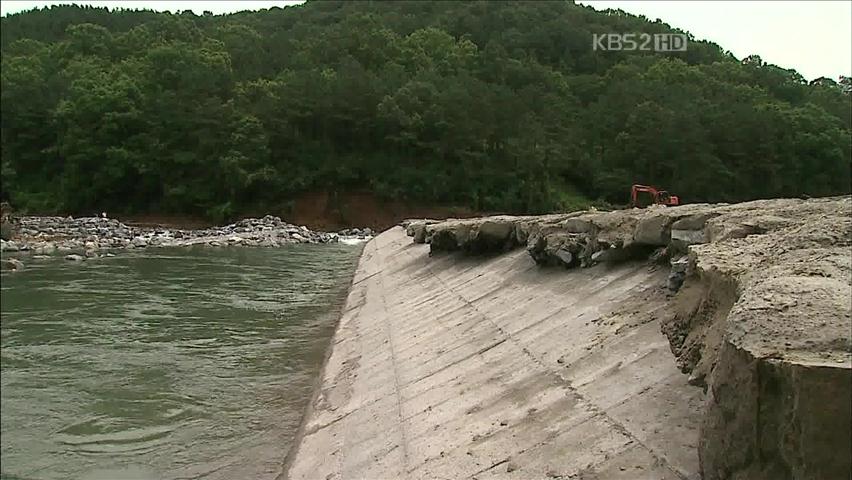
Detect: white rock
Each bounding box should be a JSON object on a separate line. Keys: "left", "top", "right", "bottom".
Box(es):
{"left": 556, "top": 248, "right": 573, "bottom": 265}
{"left": 670, "top": 255, "right": 690, "bottom": 273}
{"left": 671, "top": 229, "right": 707, "bottom": 245}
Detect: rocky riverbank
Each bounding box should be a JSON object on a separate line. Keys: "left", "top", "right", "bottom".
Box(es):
{"left": 0, "top": 215, "right": 373, "bottom": 268}
{"left": 402, "top": 195, "right": 852, "bottom": 480}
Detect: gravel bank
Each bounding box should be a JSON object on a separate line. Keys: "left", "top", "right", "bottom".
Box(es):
{"left": 0, "top": 215, "right": 374, "bottom": 262}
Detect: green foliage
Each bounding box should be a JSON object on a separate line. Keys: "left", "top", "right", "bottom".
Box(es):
{"left": 0, "top": 1, "right": 849, "bottom": 218}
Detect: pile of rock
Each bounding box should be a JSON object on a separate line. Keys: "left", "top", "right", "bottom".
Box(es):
{"left": 337, "top": 227, "right": 374, "bottom": 239}
{"left": 401, "top": 219, "right": 439, "bottom": 243}
{"left": 0, "top": 214, "right": 348, "bottom": 259}
{"left": 186, "top": 215, "right": 340, "bottom": 246}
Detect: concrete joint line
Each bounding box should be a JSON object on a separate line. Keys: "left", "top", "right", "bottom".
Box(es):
{"left": 377, "top": 262, "right": 411, "bottom": 475}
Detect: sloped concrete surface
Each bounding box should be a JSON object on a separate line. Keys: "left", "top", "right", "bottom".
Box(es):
{"left": 404, "top": 196, "right": 852, "bottom": 479}
{"left": 285, "top": 227, "right": 703, "bottom": 480}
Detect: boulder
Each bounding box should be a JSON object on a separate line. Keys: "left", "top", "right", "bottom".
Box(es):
{"left": 1, "top": 221, "right": 13, "bottom": 241}
{"left": 560, "top": 217, "right": 595, "bottom": 234}
{"left": 424, "top": 217, "right": 520, "bottom": 254}
{"left": 0, "top": 202, "right": 14, "bottom": 231}
{"left": 555, "top": 248, "right": 573, "bottom": 266}
{"left": 467, "top": 219, "right": 516, "bottom": 253}
{"left": 671, "top": 228, "right": 707, "bottom": 246}
{"left": 672, "top": 212, "right": 719, "bottom": 231}
{"left": 633, "top": 214, "right": 673, "bottom": 246}
{"left": 64, "top": 254, "right": 85, "bottom": 262}
{"left": 410, "top": 222, "right": 429, "bottom": 244}
{"left": 427, "top": 221, "right": 473, "bottom": 252}
{"left": 405, "top": 219, "right": 438, "bottom": 242}
{"left": 590, "top": 245, "right": 636, "bottom": 264}
{"left": 1, "top": 258, "right": 24, "bottom": 270}
{"left": 527, "top": 232, "right": 583, "bottom": 267}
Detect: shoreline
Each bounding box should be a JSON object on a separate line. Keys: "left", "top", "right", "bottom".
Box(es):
{"left": 0, "top": 215, "right": 374, "bottom": 267}
{"left": 277, "top": 238, "right": 369, "bottom": 480}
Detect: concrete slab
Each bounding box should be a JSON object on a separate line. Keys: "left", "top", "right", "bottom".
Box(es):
{"left": 285, "top": 227, "right": 703, "bottom": 480}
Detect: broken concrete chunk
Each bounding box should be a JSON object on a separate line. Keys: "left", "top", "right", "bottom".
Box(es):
{"left": 470, "top": 219, "right": 516, "bottom": 252}
{"left": 672, "top": 212, "right": 719, "bottom": 231}
{"left": 701, "top": 340, "right": 851, "bottom": 480}
{"left": 559, "top": 217, "right": 595, "bottom": 234}
{"left": 671, "top": 228, "right": 707, "bottom": 246}
{"left": 405, "top": 219, "right": 438, "bottom": 243}
{"left": 633, "top": 214, "right": 673, "bottom": 246}
{"left": 555, "top": 248, "right": 573, "bottom": 266}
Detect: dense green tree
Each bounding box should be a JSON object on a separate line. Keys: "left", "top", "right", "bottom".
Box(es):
{"left": 1, "top": 0, "right": 849, "bottom": 220}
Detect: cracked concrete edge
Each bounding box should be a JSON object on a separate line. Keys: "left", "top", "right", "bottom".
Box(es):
{"left": 406, "top": 195, "right": 852, "bottom": 479}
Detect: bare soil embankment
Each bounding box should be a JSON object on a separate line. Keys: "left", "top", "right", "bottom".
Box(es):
{"left": 287, "top": 191, "right": 487, "bottom": 231}
{"left": 405, "top": 195, "right": 851, "bottom": 479}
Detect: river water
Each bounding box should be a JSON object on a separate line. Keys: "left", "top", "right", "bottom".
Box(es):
{"left": 0, "top": 244, "right": 361, "bottom": 480}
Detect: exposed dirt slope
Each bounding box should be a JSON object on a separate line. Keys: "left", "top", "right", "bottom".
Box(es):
{"left": 287, "top": 191, "right": 487, "bottom": 231}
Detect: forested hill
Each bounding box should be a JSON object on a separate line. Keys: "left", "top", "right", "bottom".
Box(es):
{"left": 2, "top": 1, "right": 850, "bottom": 221}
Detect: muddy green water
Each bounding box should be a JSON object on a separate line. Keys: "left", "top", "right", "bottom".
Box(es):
{"left": 0, "top": 244, "right": 361, "bottom": 480}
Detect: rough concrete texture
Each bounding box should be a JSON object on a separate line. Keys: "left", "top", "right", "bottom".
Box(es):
{"left": 285, "top": 227, "right": 704, "bottom": 480}
{"left": 408, "top": 196, "right": 852, "bottom": 479}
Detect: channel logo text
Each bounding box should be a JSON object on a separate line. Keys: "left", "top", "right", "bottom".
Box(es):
{"left": 592, "top": 33, "right": 687, "bottom": 52}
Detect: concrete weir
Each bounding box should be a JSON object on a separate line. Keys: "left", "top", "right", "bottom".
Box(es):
{"left": 285, "top": 227, "right": 703, "bottom": 479}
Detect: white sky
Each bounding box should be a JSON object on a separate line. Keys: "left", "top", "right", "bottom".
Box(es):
{"left": 1, "top": 1, "right": 850, "bottom": 81}
{"left": 581, "top": 1, "right": 851, "bottom": 81}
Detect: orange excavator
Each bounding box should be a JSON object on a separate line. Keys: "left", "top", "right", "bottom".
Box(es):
{"left": 630, "top": 184, "right": 679, "bottom": 207}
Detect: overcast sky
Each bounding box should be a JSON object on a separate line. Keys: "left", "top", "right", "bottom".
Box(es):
{"left": 2, "top": 1, "right": 849, "bottom": 81}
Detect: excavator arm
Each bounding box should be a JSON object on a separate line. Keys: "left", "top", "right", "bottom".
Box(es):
{"left": 630, "top": 184, "right": 679, "bottom": 207}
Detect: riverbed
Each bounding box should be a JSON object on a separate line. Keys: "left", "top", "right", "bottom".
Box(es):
{"left": 0, "top": 244, "right": 361, "bottom": 480}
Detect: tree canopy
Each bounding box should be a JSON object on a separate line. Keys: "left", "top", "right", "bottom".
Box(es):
{"left": 2, "top": 1, "right": 850, "bottom": 220}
